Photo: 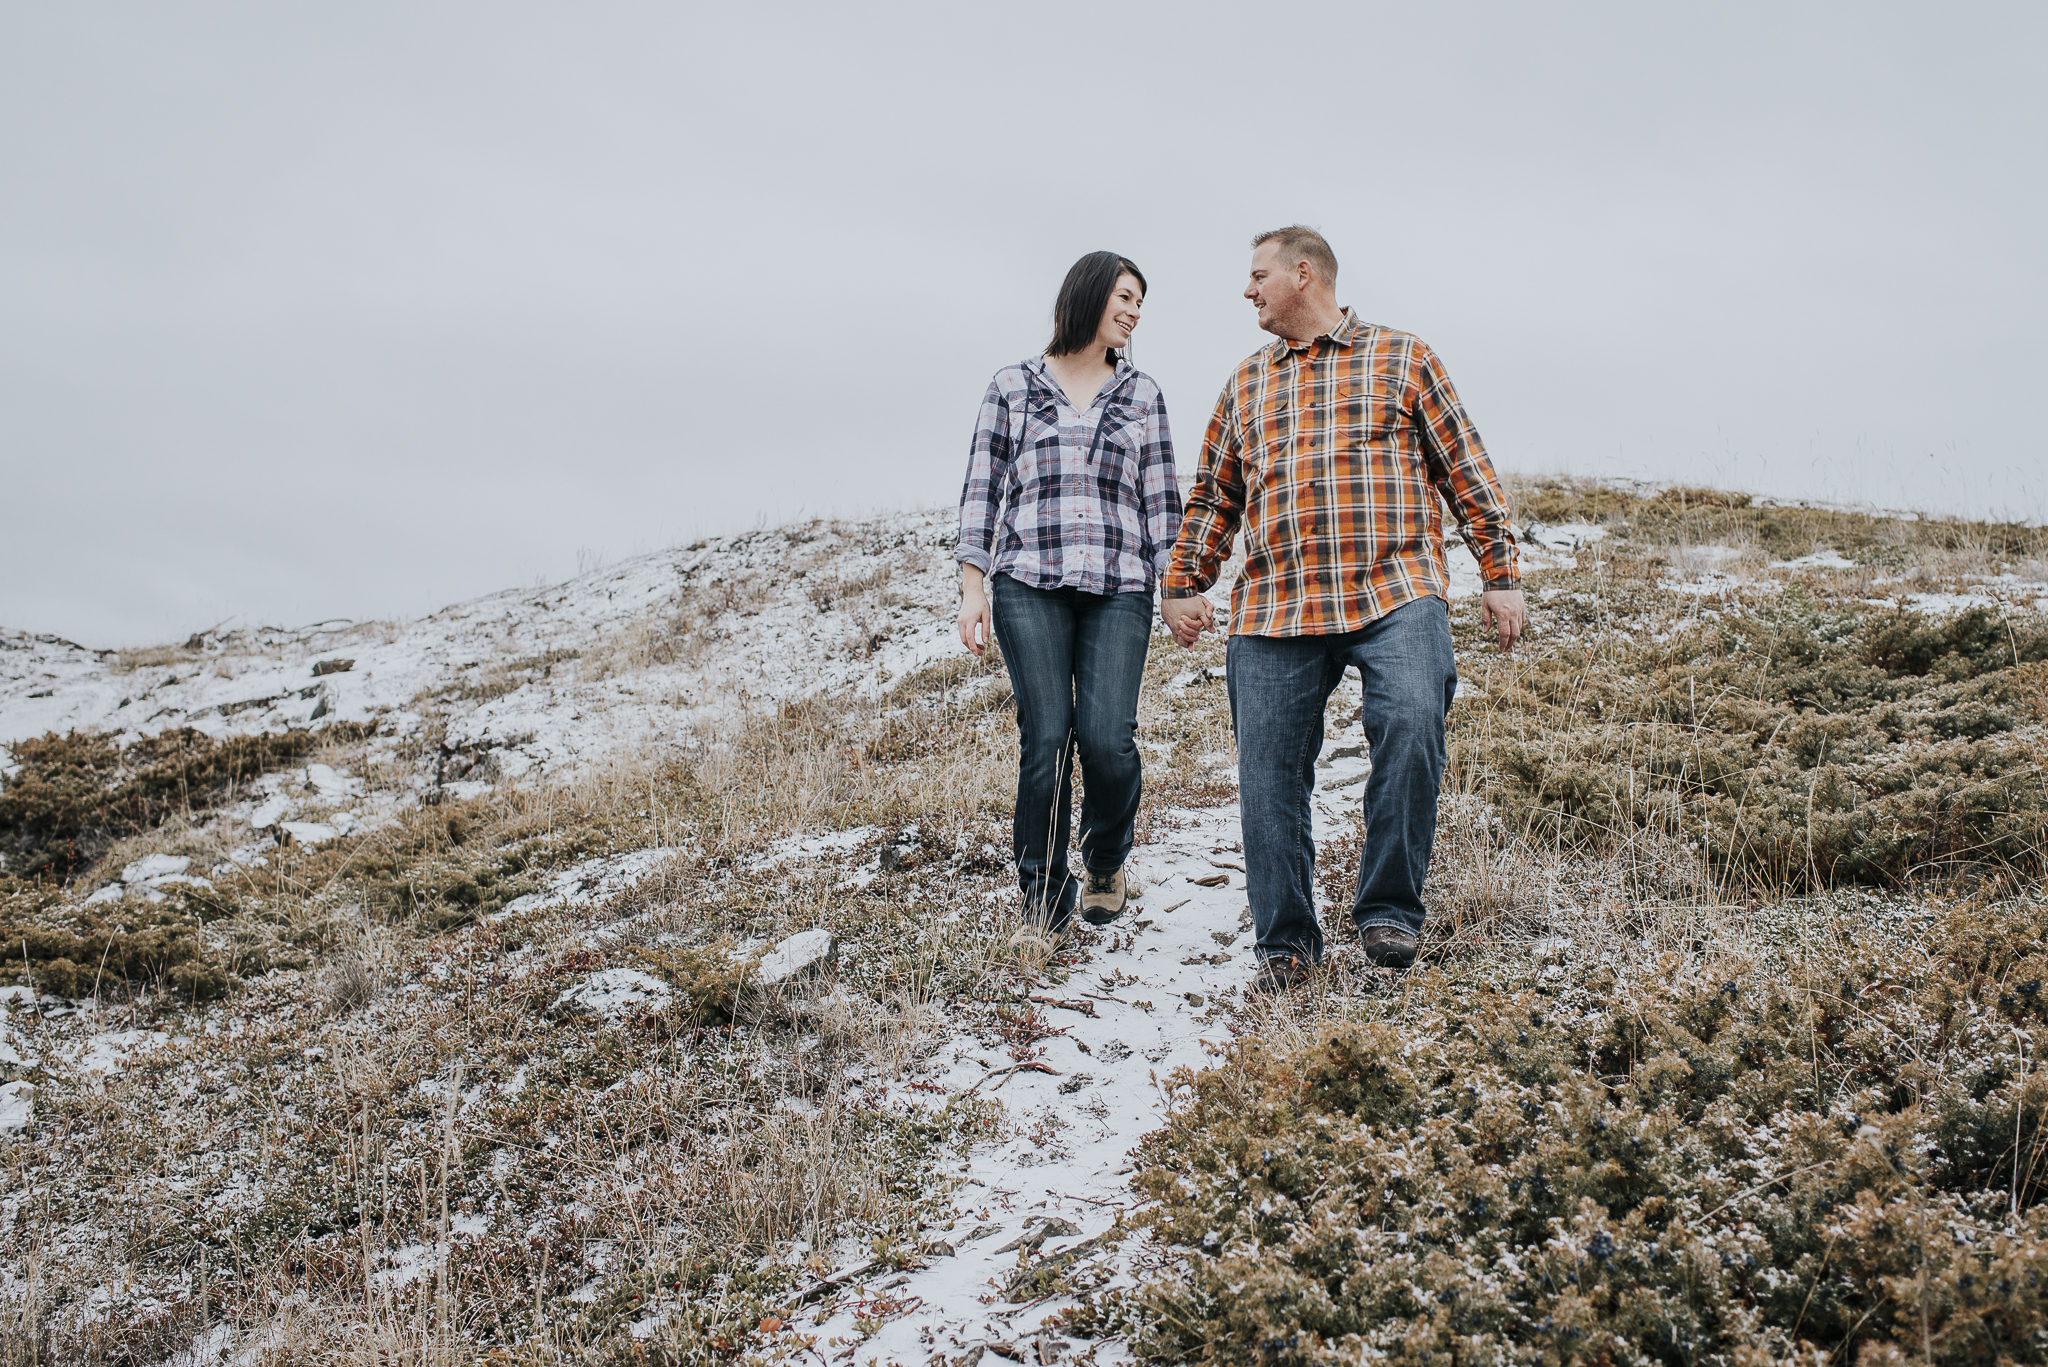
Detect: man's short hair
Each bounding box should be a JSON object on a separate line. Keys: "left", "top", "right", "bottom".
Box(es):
{"left": 1251, "top": 225, "right": 1338, "bottom": 287}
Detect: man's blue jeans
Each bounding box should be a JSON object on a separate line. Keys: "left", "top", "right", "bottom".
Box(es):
{"left": 990, "top": 574, "right": 1152, "bottom": 928}
{"left": 1226, "top": 595, "right": 1458, "bottom": 963}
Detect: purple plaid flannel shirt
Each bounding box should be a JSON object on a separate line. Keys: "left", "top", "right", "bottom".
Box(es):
{"left": 954, "top": 356, "right": 1183, "bottom": 596}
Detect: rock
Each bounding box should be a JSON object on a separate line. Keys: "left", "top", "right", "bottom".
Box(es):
{"left": 250, "top": 796, "right": 291, "bottom": 830}
{"left": 548, "top": 968, "right": 674, "bottom": 1023}
{"left": 756, "top": 930, "right": 836, "bottom": 989}
{"left": 122, "top": 854, "right": 191, "bottom": 883}
{"left": 311, "top": 658, "right": 355, "bottom": 677}
{"left": 0, "top": 1081, "right": 33, "bottom": 1138}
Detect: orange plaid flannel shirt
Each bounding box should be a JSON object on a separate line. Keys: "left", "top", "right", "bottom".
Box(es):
{"left": 1163, "top": 308, "right": 1519, "bottom": 637}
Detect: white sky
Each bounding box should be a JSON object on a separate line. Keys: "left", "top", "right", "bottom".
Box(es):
{"left": 4, "top": 2, "right": 2043, "bottom": 646}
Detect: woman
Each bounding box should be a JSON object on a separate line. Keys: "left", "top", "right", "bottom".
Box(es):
{"left": 954, "top": 251, "right": 1182, "bottom": 948}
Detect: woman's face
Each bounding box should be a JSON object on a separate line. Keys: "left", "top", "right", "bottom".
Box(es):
{"left": 1091, "top": 273, "right": 1144, "bottom": 354}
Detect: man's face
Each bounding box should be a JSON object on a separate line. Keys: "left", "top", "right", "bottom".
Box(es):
{"left": 1244, "top": 241, "right": 1307, "bottom": 338}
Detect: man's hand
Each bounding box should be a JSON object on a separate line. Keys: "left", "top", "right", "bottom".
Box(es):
{"left": 1161, "top": 594, "right": 1213, "bottom": 649}
{"left": 1479, "top": 587, "right": 1526, "bottom": 653}
{"left": 958, "top": 569, "right": 994, "bottom": 658}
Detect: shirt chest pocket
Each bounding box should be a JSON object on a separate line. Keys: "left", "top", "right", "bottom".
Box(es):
{"left": 1014, "top": 401, "right": 1067, "bottom": 482}
{"left": 1335, "top": 379, "right": 1406, "bottom": 451}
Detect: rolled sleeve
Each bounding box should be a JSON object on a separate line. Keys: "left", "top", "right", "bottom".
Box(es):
{"left": 1412, "top": 342, "right": 1519, "bottom": 585}
{"left": 954, "top": 380, "right": 1011, "bottom": 575}
{"left": 1163, "top": 384, "right": 1245, "bottom": 596}
{"left": 1137, "top": 391, "right": 1184, "bottom": 582}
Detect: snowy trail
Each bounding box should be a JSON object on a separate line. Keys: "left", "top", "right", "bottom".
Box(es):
{"left": 810, "top": 736, "right": 1374, "bottom": 1364}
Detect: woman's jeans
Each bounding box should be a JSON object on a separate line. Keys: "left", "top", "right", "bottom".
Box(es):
{"left": 989, "top": 574, "right": 1152, "bottom": 928}
{"left": 1226, "top": 596, "right": 1459, "bottom": 963}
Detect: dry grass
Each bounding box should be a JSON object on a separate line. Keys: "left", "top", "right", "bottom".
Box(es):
{"left": 0, "top": 618, "right": 1046, "bottom": 1362}
{"left": 5, "top": 484, "right": 2044, "bottom": 1361}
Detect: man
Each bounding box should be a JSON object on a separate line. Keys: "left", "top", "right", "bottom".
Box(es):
{"left": 1161, "top": 226, "right": 1525, "bottom": 992}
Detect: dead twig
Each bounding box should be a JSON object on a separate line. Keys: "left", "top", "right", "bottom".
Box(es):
{"left": 964, "top": 1061, "right": 1062, "bottom": 1094}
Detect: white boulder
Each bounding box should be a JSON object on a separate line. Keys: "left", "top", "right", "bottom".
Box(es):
{"left": 756, "top": 929, "right": 837, "bottom": 989}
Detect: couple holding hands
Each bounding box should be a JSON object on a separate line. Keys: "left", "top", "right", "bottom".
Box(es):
{"left": 954, "top": 227, "right": 1526, "bottom": 994}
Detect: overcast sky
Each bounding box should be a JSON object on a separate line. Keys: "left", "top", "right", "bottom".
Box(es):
{"left": 4, "top": 2, "right": 2043, "bottom": 646}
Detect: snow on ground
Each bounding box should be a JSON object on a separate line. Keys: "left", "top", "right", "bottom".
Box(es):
{"left": 0, "top": 510, "right": 963, "bottom": 783}
{"left": 8, "top": 499, "right": 2045, "bottom": 1356}
{"left": 799, "top": 732, "right": 1377, "bottom": 1363}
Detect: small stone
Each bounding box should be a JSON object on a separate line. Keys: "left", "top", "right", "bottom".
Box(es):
{"left": 1184, "top": 993, "right": 1205, "bottom": 1007}
{"left": 312, "top": 658, "right": 355, "bottom": 677}
{"left": 756, "top": 929, "right": 837, "bottom": 989}
{"left": 920, "top": 1239, "right": 956, "bottom": 1258}
{"left": 0, "top": 1081, "right": 34, "bottom": 1138}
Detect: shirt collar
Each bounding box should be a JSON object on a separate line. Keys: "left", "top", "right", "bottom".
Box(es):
{"left": 1027, "top": 351, "right": 1134, "bottom": 393}
{"left": 1270, "top": 307, "right": 1360, "bottom": 362}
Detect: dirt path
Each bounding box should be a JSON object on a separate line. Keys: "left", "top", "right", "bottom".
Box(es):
{"left": 810, "top": 732, "right": 1372, "bottom": 1364}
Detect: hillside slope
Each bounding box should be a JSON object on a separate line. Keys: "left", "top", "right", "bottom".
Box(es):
{"left": 2, "top": 483, "right": 2046, "bottom": 1365}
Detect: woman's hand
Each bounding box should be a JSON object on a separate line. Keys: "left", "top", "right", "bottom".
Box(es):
{"left": 1161, "top": 594, "right": 1213, "bottom": 649}
{"left": 958, "top": 568, "right": 994, "bottom": 657}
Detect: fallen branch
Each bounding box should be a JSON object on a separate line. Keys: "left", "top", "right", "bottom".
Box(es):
{"left": 1029, "top": 994, "right": 1098, "bottom": 1018}
{"left": 786, "top": 1258, "right": 882, "bottom": 1310}
{"left": 964, "top": 1061, "right": 1061, "bottom": 1094}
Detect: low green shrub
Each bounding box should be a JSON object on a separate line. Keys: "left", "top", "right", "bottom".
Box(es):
{"left": 1465, "top": 594, "right": 2048, "bottom": 889}
{"left": 1083, "top": 897, "right": 2048, "bottom": 1363}
{"left": 0, "top": 724, "right": 370, "bottom": 881}
{"left": 0, "top": 878, "right": 233, "bottom": 999}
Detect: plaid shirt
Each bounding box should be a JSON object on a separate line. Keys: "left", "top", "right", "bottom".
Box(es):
{"left": 1163, "top": 309, "right": 1519, "bottom": 637}
{"left": 956, "top": 356, "right": 1183, "bottom": 596}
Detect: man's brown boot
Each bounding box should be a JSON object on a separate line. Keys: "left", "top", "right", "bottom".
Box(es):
{"left": 1359, "top": 926, "right": 1418, "bottom": 970}
{"left": 1248, "top": 955, "right": 1312, "bottom": 995}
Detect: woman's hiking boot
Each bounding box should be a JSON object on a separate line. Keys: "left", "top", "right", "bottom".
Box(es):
{"left": 1080, "top": 865, "right": 1131, "bottom": 925}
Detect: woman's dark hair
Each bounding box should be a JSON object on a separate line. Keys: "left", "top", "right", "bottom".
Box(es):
{"left": 1048, "top": 251, "right": 1146, "bottom": 361}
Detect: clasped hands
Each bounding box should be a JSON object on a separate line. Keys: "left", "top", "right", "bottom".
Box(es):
{"left": 1160, "top": 594, "right": 1214, "bottom": 649}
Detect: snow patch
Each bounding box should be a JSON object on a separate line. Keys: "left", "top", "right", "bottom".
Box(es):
{"left": 549, "top": 969, "right": 673, "bottom": 1023}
